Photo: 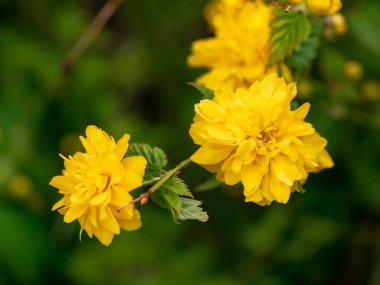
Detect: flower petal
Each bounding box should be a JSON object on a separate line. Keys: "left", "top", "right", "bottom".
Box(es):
{"left": 64, "top": 203, "right": 88, "bottom": 223}
{"left": 191, "top": 146, "right": 232, "bottom": 165}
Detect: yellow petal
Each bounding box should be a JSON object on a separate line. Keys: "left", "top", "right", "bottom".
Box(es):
{"left": 241, "top": 163, "right": 263, "bottom": 194}
{"left": 122, "top": 156, "right": 147, "bottom": 177}
{"left": 115, "top": 134, "right": 130, "bottom": 160}
{"left": 99, "top": 207, "right": 120, "bottom": 234}
{"left": 270, "top": 155, "right": 302, "bottom": 186}
{"left": 191, "top": 146, "right": 231, "bottom": 165}
{"left": 110, "top": 185, "right": 132, "bottom": 206}
{"left": 119, "top": 209, "right": 142, "bottom": 231}
{"left": 64, "top": 203, "right": 88, "bottom": 223}
{"left": 261, "top": 174, "right": 275, "bottom": 201}
{"left": 196, "top": 99, "right": 225, "bottom": 120}
{"left": 223, "top": 170, "right": 241, "bottom": 185}
{"left": 93, "top": 226, "right": 114, "bottom": 246}
{"left": 244, "top": 188, "right": 264, "bottom": 203}
{"left": 52, "top": 199, "right": 65, "bottom": 211}
{"left": 269, "top": 173, "right": 291, "bottom": 203}
{"left": 315, "top": 149, "right": 334, "bottom": 172}
{"left": 120, "top": 170, "right": 143, "bottom": 192}
{"left": 90, "top": 191, "right": 110, "bottom": 206}
{"left": 49, "top": 175, "right": 74, "bottom": 191}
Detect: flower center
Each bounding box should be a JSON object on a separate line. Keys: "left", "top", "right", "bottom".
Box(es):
{"left": 255, "top": 127, "right": 277, "bottom": 152}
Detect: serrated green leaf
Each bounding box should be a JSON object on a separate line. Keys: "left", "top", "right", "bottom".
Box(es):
{"left": 188, "top": 82, "right": 214, "bottom": 99}
{"left": 285, "top": 17, "right": 323, "bottom": 69}
{"left": 176, "top": 197, "right": 208, "bottom": 222}
{"left": 151, "top": 188, "right": 181, "bottom": 211}
{"left": 160, "top": 177, "right": 193, "bottom": 198}
{"left": 127, "top": 143, "right": 168, "bottom": 177}
{"left": 270, "top": 9, "right": 311, "bottom": 65}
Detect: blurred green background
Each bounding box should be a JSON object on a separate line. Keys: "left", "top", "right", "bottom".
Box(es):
{"left": 1, "top": 0, "right": 380, "bottom": 284}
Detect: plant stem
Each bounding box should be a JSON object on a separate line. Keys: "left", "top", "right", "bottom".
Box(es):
{"left": 147, "top": 158, "right": 192, "bottom": 195}
{"left": 116, "top": 158, "right": 192, "bottom": 211}
{"left": 62, "top": 0, "right": 125, "bottom": 73}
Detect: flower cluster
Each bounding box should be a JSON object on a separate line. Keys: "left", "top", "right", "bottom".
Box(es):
{"left": 306, "top": 0, "right": 342, "bottom": 16}
{"left": 50, "top": 126, "right": 147, "bottom": 245}
{"left": 188, "top": 0, "right": 277, "bottom": 91}
{"left": 190, "top": 74, "right": 333, "bottom": 205}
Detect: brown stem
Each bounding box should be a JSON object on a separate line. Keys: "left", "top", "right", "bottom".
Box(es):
{"left": 271, "top": 1, "right": 293, "bottom": 13}
{"left": 62, "top": 0, "right": 125, "bottom": 73}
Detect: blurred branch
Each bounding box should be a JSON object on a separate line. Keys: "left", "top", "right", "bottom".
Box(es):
{"left": 62, "top": 0, "right": 125, "bottom": 73}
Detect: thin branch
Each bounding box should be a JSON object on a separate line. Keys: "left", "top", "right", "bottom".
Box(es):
{"left": 271, "top": 1, "right": 293, "bottom": 13}
{"left": 62, "top": 0, "right": 125, "bottom": 73}
{"left": 116, "top": 158, "right": 192, "bottom": 212}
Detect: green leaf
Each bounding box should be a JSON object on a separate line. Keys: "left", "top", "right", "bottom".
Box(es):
{"left": 160, "top": 177, "right": 193, "bottom": 198}
{"left": 188, "top": 82, "right": 214, "bottom": 99}
{"left": 285, "top": 17, "right": 323, "bottom": 69}
{"left": 151, "top": 188, "right": 181, "bottom": 210}
{"left": 177, "top": 198, "right": 209, "bottom": 222}
{"left": 151, "top": 178, "right": 208, "bottom": 223}
{"left": 127, "top": 143, "right": 168, "bottom": 177}
{"left": 270, "top": 9, "right": 312, "bottom": 65}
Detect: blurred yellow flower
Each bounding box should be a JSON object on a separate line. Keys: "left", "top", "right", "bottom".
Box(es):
{"left": 344, "top": 60, "right": 363, "bottom": 81}
{"left": 330, "top": 13, "right": 347, "bottom": 35}
{"left": 188, "top": 0, "right": 276, "bottom": 90}
{"left": 190, "top": 74, "right": 333, "bottom": 205}
{"left": 50, "top": 125, "right": 147, "bottom": 246}
{"left": 307, "top": 0, "right": 342, "bottom": 16}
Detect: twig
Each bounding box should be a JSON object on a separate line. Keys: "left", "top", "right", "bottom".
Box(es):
{"left": 62, "top": 0, "right": 125, "bottom": 73}
{"left": 271, "top": 1, "right": 293, "bottom": 13}
{"left": 116, "top": 158, "right": 192, "bottom": 212}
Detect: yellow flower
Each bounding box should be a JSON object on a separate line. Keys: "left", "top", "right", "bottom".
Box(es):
{"left": 188, "top": 0, "right": 277, "bottom": 90}
{"left": 189, "top": 74, "right": 333, "bottom": 205}
{"left": 306, "top": 0, "right": 342, "bottom": 16}
{"left": 330, "top": 13, "right": 347, "bottom": 35}
{"left": 50, "top": 125, "right": 147, "bottom": 246}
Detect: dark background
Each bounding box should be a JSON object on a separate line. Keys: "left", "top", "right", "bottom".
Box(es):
{"left": 0, "top": 0, "right": 380, "bottom": 284}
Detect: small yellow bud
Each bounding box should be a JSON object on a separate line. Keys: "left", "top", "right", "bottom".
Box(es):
{"left": 307, "top": 0, "right": 342, "bottom": 16}
{"left": 344, "top": 61, "right": 363, "bottom": 81}
{"left": 361, "top": 80, "right": 380, "bottom": 102}
{"left": 330, "top": 13, "right": 347, "bottom": 35}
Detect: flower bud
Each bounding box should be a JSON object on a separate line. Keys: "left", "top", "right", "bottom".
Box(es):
{"left": 344, "top": 61, "right": 363, "bottom": 81}
{"left": 330, "top": 13, "right": 347, "bottom": 35}
{"left": 361, "top": 80, "right": 380, "bottom": 102}
{"left": 307, "top": 0, "right": 342, "bottom": 16}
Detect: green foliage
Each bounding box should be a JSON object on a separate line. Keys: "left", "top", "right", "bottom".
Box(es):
{"left": 160, "top": 176, "right": 194, "bottom": 198}
{"left": 127, "top": 143, "right": 207, "bottom": 222}
{"left": 127, "top": 143, "right": 168, "bottom": 178}
{"left": 1, "top": 0, "right": 380, "bottom": 284}
{"left": 270, "top": 9, "right": 311, "bottom": 65}
{"left": 188, "top": 82, "right": 214, "bottom": 99}
{"left": 151, "top": 177, "right": 208, "bottom": 223}
{"left": 285, "top": 17, "right": 323, "bottom": 69}
{"left": 177, "top": 197, "right": 209, "bottom": 222}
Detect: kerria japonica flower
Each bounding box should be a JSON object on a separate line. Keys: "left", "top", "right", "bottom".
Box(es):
{"left": 188, "top": 0, "right": 289, "bottom": 91}
{"left": 189, "top": 74, "right": 333, "bottom": 205}
{"left": 306, "top": 0, "right": 342, "bottom": 16}
{"left": 50, "top": 126, "right": 147, "bottom": 246}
